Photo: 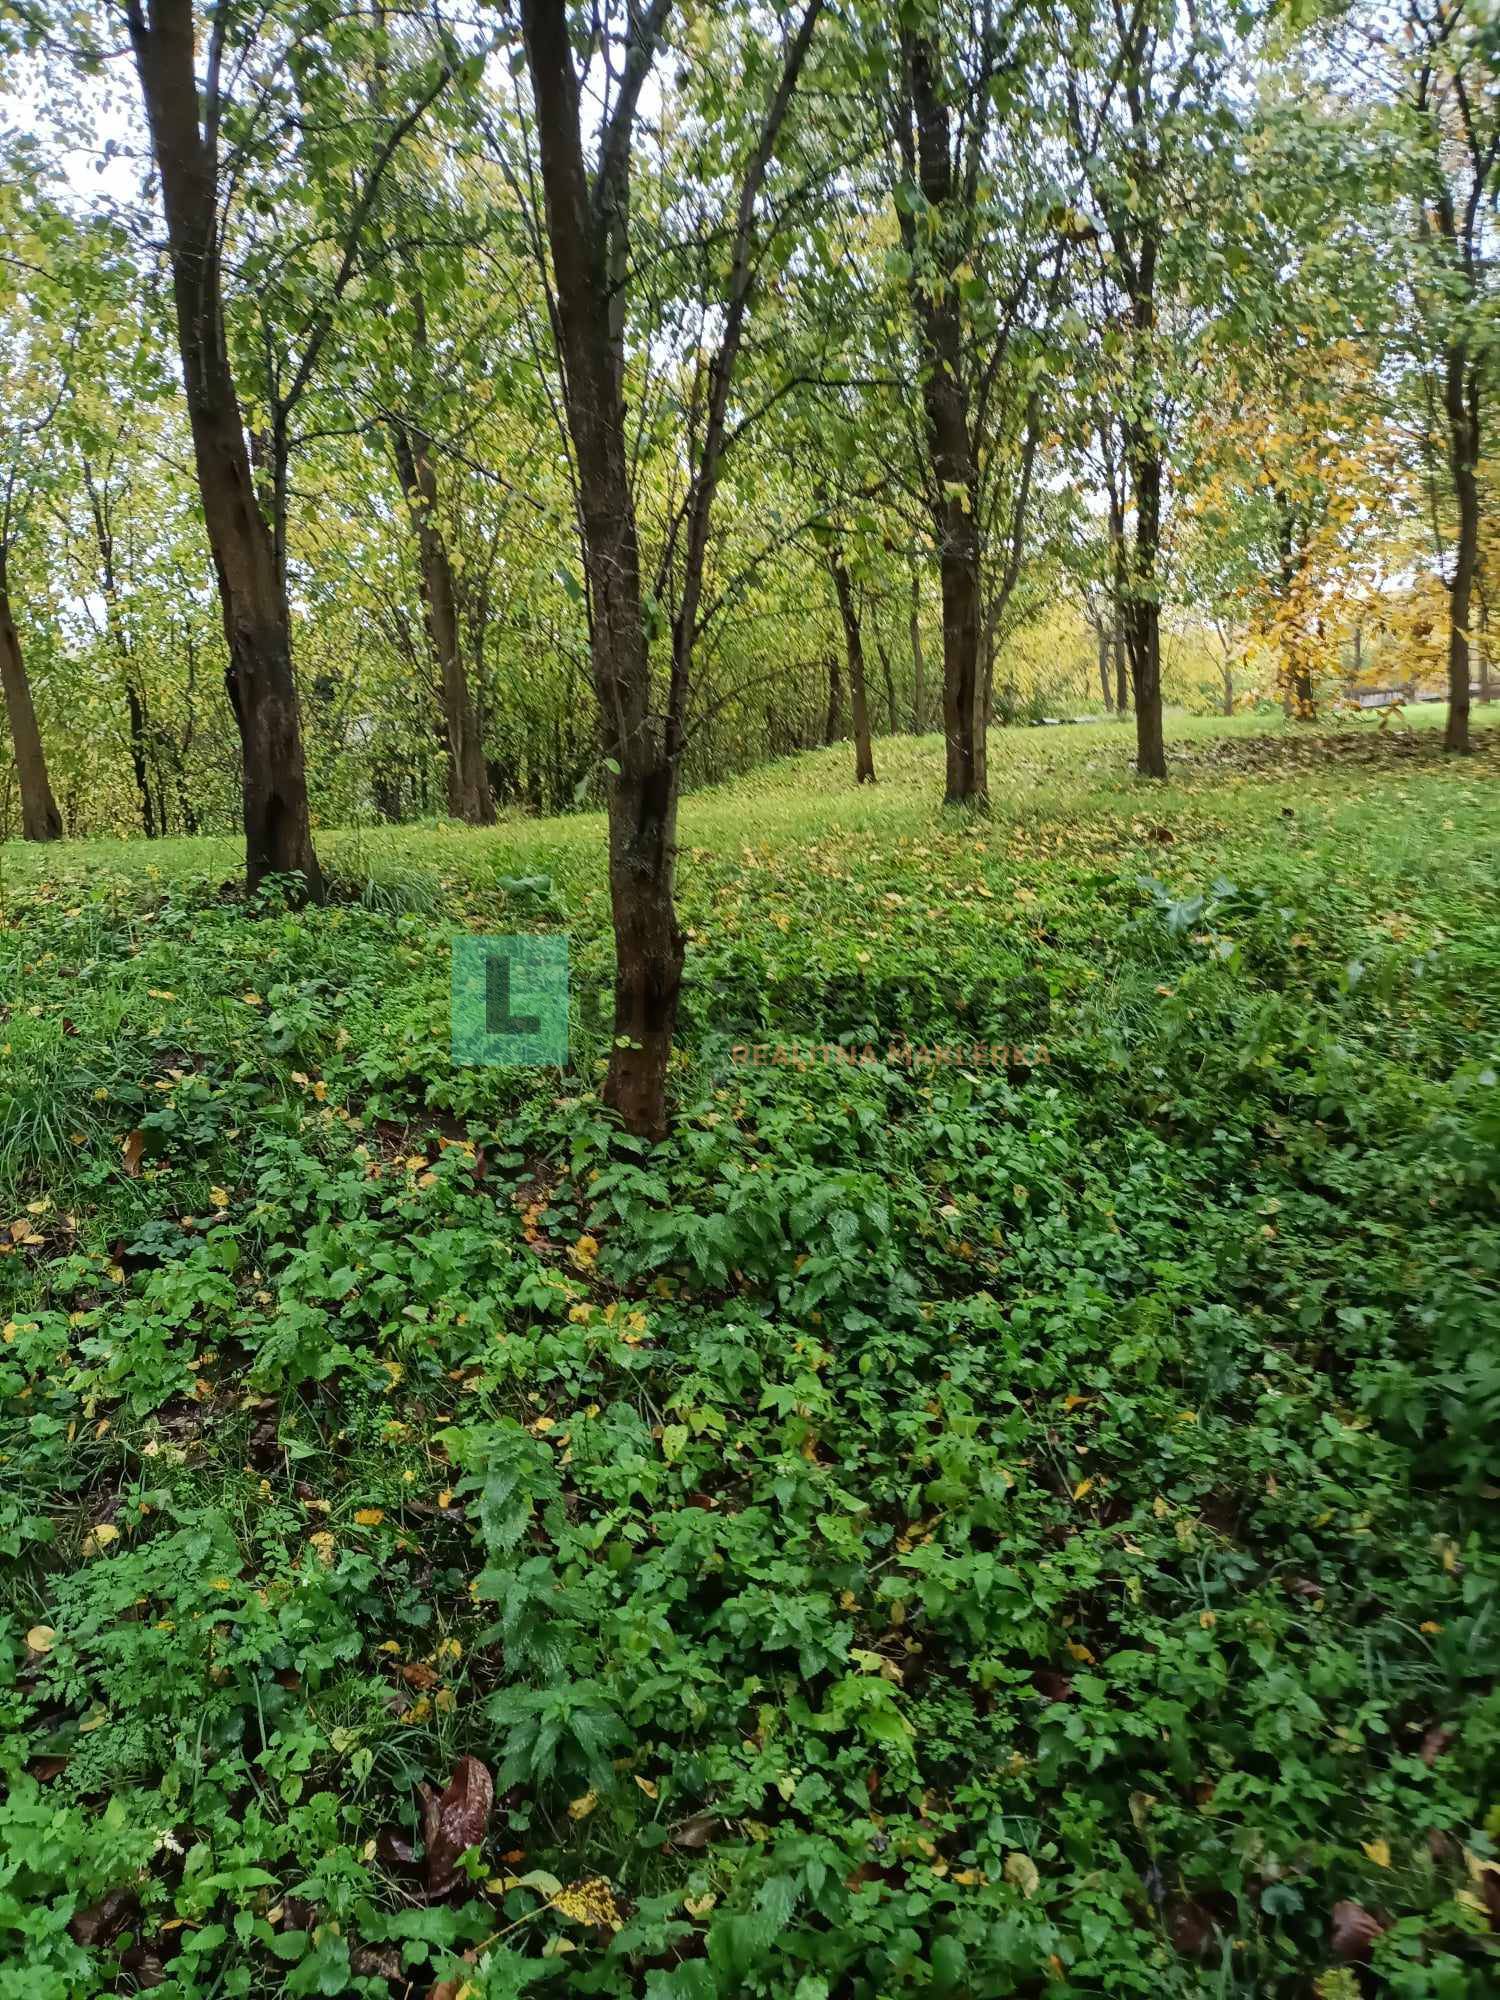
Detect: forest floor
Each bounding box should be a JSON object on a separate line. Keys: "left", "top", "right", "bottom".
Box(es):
{"left": 3, "top": 705, "right": 1499, "bottom": 1999}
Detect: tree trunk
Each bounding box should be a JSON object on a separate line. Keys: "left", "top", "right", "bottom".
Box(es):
{"left": 1444, "top": 341, "right": 1477, "bottom": 754}
{"left": 899, "top": 31, "right": 985, "bottom": 806}
{"left": 1124, "top": 428, "right": 1166, "bottom": 778}
{"left": 935, "top": 495, "right": 984, "bottom": 799}
{"left": 981, "top": 613, "right": 998, "bottom": 728}
{"left": 874, "top": 625, "right": 898, "bottom": 734}
{"left": 126, "top": 0, "right": 322, "bottom": 898}
{"left": 391, "top": 421, "right": 494, "bottom": 822}
{"left": 85, "top": 463, "right": 156, "bottom": 837}
{"left": 126, "top": 684, "right": 157, "bottom": 837}
{"left": 1221, "top": 663, "right": 1234, "bottom": 718}
{"left": 1105, "top": 468, "right": 1130, "bottom": 719}
{"left": 824, "top": 648, "right": 843, "bottom": 746}
{"left": 522, "top": 0, "right": 682, "bottom": 1136}
{"left": 0, "top": 570, "right": 63, "bottom": 842}
{"left": 827, "top": 547, "right": 876, "bottom": 783}
{"left": 910, "top": 566, "right": 926, "bottom": 732}
{"left": 1098, "top": 624, "right": 1112, "bottom": 709}
{"left": 524, "top": 0, "right": 818, "bottom": 1130}
{"left": 1129, "top": 603, "right": 1165, "bottom": 777}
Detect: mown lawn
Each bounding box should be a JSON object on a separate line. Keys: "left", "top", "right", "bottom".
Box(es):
{"left": 2, "top": 708, "right": 1498, "bottom": 1999}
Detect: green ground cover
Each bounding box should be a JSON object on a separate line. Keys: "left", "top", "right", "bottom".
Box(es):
{"left": 2, "top": 708, "right": 1497, "bottom": 1998}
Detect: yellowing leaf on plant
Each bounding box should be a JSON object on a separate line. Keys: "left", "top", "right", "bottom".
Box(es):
{"left": 1361, "top": 1839, "right": 1391, "bottom": 1869}
{"left": 552, "top": 1876, "right": 622, "bottom": 1928}
{"left": 567, "top": 1791, "right": 598, "bottom": 1821}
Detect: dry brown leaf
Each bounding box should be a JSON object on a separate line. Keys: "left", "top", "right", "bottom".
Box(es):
{"left": 1330, "top": 1900, "right": 1385, "bottom": 1963}
{"left": 419, "top": 1755, "right": 493, "bottom": 1900}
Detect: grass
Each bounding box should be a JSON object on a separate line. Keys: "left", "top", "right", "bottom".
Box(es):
{"left": 1, "top": 706, "right": 1498, "bottom": 1999}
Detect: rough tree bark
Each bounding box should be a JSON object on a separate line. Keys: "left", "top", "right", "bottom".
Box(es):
{"left": 126, "top": 0, "right": 322, "bottom": 897}
{"left": 0, "top": 557, "right": 63, "bottom": 842}
{"left": 1121, "top": 417, "right": 1165, "bottom": 777}
{"left": 896, "top": 31, "right": 985, "bottom": 805}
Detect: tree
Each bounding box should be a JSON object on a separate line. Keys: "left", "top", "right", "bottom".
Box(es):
{"left": 0, "top": 187, "right": 78, "bottom": 843}
{"left": 824, "top": 532, "right": 877, "bottom": 783}
{"left": 873, "top": 0, "right": 1057, "bottom": 803}
{"left": 1391, "top": 0, "right": 1500, "bottom": 751}
{"left": 1061, "top": 0, "right": 1249, "bottom": 777}
{"left": 517, "top": 0, "right": 824, "bottom": 1135}
{"left": 388, "top": 349, "right": 496, "bottom": 824}
{"left": 124, "top": 0, "right": 323, "bottom": 894}
{"left": 0, "top": 489, "right": 63, "bottom": 843}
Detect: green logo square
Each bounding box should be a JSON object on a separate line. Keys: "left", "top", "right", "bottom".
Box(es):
{"left": 451, "top": 935, "right": 569, "bottom": 1067}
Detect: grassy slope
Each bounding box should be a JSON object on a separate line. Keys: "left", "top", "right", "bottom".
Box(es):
{"left": 2, "top": 707, "right": 1498, "bottom": 2000}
